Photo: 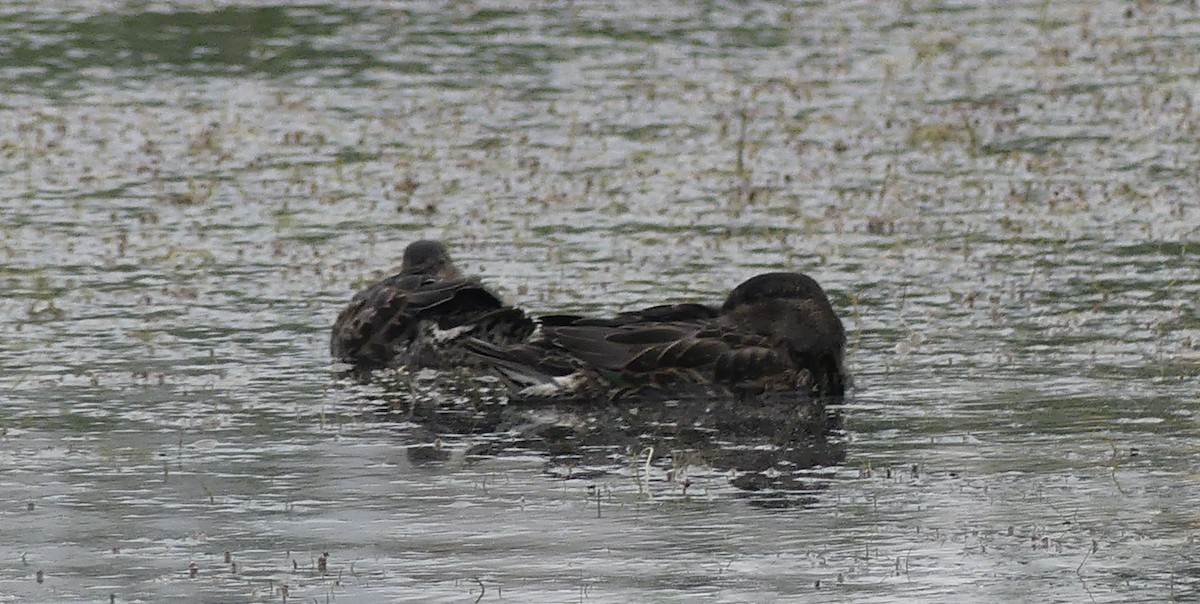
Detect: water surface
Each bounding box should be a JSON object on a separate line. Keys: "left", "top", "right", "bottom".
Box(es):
{"left": 1, "top": 1, "right": 1198, "bottom": 602}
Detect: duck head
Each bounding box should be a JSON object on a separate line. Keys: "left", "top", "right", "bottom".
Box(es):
{"left": 401, "top": 240, "right": 462, "bottom": 279}
{"left": 721, "top": 272, "right": 834, "bottom": 313}
{"left": 721, "top": 272, "right": 849, "bottom": 395}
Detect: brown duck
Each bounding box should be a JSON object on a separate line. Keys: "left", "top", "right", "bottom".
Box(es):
{"left": 466, "top": 272, "right": 849, "bottom": 402}
{"left": 330, "top": 240, "right": 535, "bottom": 370}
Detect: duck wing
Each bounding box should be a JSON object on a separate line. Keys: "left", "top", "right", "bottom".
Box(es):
{"left": 463, "top": 322, "right": 710, "bottom": 402}
{"left": 331, "top": 275, "right": 529, "bottom": 368}
{"left": 330, "top": 274, "right": 429, "bottom": 365}
{"left": 461, "top": 337, "right": 581, "bottom": 387}
{"left": 543, "top": 322, "right": 702, "bottom": 373}
{"left": 619, "top": 324, "right": 790, "bottom": 389}
{"left": 614, "top": 302, "right": 721, "bottom": 323}
{"left": 537, "top": 302, "right": 720, "bottom": 328}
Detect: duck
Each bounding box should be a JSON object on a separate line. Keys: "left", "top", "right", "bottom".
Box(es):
{"left": 330, "top": 240, "right": 535, "bottom": 370}
{"left": 465, "top": 271, "right": 849, "bottom": 403}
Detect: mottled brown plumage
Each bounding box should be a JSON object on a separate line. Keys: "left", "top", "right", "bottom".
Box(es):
{"left": 330, "top": 240, "right": 534, "bottom": 370}
{"left": 466, "top": 271, "right": 849, "bottom": 402}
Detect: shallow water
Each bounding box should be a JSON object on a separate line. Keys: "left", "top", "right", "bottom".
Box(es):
{"left": 1, "top": 0, "right": 1198, "bottom": 602}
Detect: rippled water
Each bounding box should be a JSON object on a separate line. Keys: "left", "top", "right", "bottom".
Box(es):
{"left": 2, "top": 1, "right": 1198, "bottom": 602}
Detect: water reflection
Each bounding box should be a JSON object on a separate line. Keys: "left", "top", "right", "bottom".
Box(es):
{"left": 353, "top": 370, "right": 844, "bottom": 508}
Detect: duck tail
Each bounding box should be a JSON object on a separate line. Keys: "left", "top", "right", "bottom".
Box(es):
{"left": 461, "top": 338, "right": 557, "bottom": 389}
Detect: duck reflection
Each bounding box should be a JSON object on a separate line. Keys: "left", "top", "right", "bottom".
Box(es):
{"left": 366, "top": 375, "right": 844, "bottom": 507}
